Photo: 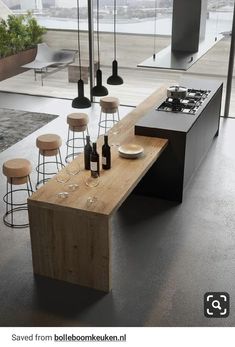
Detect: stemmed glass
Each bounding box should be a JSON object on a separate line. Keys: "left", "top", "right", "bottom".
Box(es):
{"left": 85, "top": 172, "right": 100, "bottom": 188}
{"left": 109, "top": 127, "right": 120, "bottom": 147}
{"left": 66, "top": 162, "right": 80, "bottom": 176}
{"left": 65, "top": 162, "right": 80, "bottom": 191}
{"left": 85, "top": 171, "right": 99, "bottom": 206}
{"left": 56, "top": 172, "right": 71, "bottom": 198}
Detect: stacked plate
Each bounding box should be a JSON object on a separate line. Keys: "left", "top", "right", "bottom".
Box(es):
{"left": 118, "top": 144, "right": 144, "bottom": 159}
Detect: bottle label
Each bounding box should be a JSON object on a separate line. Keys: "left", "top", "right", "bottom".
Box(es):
{"left": 102, "top": 157, "right": 107, "bottom": 166}
{"left": 90, "top": 161, "right": 98, "bottom": 171}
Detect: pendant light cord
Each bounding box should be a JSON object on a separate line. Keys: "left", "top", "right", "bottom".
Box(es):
{"left": 215, "top": 0, "right": 219, "bottom": 41}
{"left": 77, "top": 0, "right": 82, "bottom": 78}
{"left": 97, "top": 0, "right": 101, "bottom": 69}
{"left": 153, "top": 0, "right": 157, "bottom": 59}
{"left": 114, "top": 0, "right": 117, "bottom": 60}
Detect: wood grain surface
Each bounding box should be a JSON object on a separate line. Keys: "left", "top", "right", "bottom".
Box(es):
{"left": 28, "top": 85, "right": 168, "bottom": 291}
{"left": 28, "top": 85, "right": 168, "bottom": 216}
{"left": 28, "top": 204, "right": 111, "bottom": 291}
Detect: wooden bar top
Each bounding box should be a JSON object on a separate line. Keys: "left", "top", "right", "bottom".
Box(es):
{"left": 29, "top": 86, "right": 168, "bottom": 216}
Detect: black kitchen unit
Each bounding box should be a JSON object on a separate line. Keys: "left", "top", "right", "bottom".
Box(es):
{"left": 135, "top": 79, "right": 223, "bottom": 202}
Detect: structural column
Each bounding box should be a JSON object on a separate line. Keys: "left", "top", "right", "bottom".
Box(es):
{"left": 224, "top": 1, "right": 235, "bottom": 117}
{"left": 88, "top": 0, "right": 94, "bottom": 102}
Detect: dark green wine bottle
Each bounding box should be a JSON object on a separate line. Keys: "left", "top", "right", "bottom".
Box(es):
{"left": 84, "top": 135, "right": 92, "bottom": 170}
{"left": 102, "top": 135, "right": 111, "bottom": 170}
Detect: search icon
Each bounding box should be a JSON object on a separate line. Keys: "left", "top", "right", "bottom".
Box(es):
{"left": 212, "top": 300, "right": 222, "bottom": 310}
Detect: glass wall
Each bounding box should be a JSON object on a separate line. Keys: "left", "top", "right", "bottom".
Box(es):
{"left": 3, "top": 0, "right": 234, "bottom": 35}
{"left": 1, "top": 0, "right": 234, "bottom": 112}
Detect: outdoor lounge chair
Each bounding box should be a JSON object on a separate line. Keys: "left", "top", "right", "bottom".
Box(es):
{"left": 22, "top": 43, "right": 76, "bottom": 86}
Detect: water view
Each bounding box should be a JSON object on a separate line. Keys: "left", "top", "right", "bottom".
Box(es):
{"left": 35, "top": 11, "right": 232, "bottom": 36}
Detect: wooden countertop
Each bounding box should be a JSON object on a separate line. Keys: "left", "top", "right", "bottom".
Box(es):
{"left": 28, "top": 85, "right": 168, "bottom": 216}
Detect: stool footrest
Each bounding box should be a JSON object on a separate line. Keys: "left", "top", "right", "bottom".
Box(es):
{"left": 3, "top": 206, "right": 30, "bottom": 229}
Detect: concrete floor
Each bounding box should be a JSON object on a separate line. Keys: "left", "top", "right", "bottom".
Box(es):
{"left": 0, "top": 92, "right": 235, "bottom": 327}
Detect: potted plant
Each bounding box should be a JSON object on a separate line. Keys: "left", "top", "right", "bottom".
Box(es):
{"left": 0, "top": 12, "right": 46, "bottom": 81}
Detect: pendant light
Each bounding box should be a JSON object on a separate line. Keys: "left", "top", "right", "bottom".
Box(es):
{"left": 72, "top": 0, "right": 91, "bottom": 109}
{"left": 92, "top": 0, "right": 108, "bottom": 96}
{"left": 107, "top": 0, "right": 123, "bottom": 85}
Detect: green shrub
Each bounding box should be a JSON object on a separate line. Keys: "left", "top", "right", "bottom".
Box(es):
{"left": 0, "top": 12, "right": 46, "bottom": 58}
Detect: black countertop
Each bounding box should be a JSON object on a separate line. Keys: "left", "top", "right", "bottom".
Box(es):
{"left": 135, "top": 78, "right": 223, "bottom": 133}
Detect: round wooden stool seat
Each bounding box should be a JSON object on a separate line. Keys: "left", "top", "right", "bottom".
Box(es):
{"left": 65, "top": 114, "right": 89, "bottom": 163}
{"left": 36, "top": 134, "right": 62, "bottom": 156}
{"left": 69, "top": 124, "right": 87, "bottom": 132}
{"left": 3, "top": 158, "right": 32, "bottom": 185}
{"left": 67, "top": 113, "right": 89, "bottom": 130}
{"left": 100, "top": 97, "right": 119, "bottom": 113}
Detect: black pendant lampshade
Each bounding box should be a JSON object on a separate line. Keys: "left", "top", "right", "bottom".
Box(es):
{"left": 107, "top": 0, "right": 123, "bottom": 85}
{"left": 72, "top": 0, "right": 91, "bottom": 108}
{"left": 107, "top": 59, "right": 123, "bottom": 85}
{"left": 72, "top": 79, "right": 91, "bottom": 108}
{"left": 92, "top": 69, "right": 108, "bottom": 96}
{"left": 92, "top": 0, "right": 108, "bottom": 97}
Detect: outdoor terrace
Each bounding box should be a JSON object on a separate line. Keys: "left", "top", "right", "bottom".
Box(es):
{"left": 0, "top": 30, "right": 234, "bottom": 114}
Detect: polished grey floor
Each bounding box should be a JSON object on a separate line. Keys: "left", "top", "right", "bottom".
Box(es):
{"left": 0, "top": 92, "right": 234, "bottom": 327}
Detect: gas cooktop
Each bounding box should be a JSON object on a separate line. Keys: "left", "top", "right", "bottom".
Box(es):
{"left": 157, "top": 88, "right": 211, "bottom": 115}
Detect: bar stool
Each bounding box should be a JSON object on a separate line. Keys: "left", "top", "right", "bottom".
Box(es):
{"left": 36, "top": 133, "right": 63, "bottom": 189}
{"left": 98, "top": 97, "right": 120, "bottom": 137}
{"left": 65, "top": 113, "right": 89, "bottom": 163}
{"left": 2, "top": 158, "right": 33, "bottom": 228}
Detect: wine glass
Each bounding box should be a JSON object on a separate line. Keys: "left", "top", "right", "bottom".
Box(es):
{"left": 65, "top": 179, "right": 79, "bottom": 192}
{"left": 86, "top": 196, "right": 98, "bottom": 207}
{"left": 66, "top": 162, "right": 80, "bottom": 176}
{"left": 85, "top": 171, "right": 100, "bottom": 188}
{"left": 84, "top": 171, "right": 99, "bottom": 206}
{"left": 56, "top": 172, "right": 71, "bottom": 198}
{"left": 65, "top": 162, "right": 80, "bottom": 190}
{"left": 109, "top": 127, "right": 120, "bottom": 147}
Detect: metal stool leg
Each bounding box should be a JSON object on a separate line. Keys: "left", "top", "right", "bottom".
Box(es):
{"left": 66, "top": 127, "right": 70, "bottom": 162}
{"left": 56, "top": 154, "right": 60, "bottom": 172}
{"left": 5, "top": 180, "right": 8, "bottom": 217}
{"left": 105, "top": 113, "right": 108, "bottom": 134}
{"left": 42, "top": 152, "right": 45, "bottom": 185}
{"left": 36, "top": 151, "right": 41, "bottom": 187}
{"left": 10, "top": 179, "right": 13, "bottom": 226}
{"left": 72, "top": 129, "right": 75, "bottom": 160}
{"left": 26, "top": 180, "right": 31, "bottom": 198}
{"left": 58, "top": 149, "right": 63, "bottom": 169}
{"left": 117, "top": 108, "right": 120, "bottom": 121}
{"left": 27, "top": 175, "right": 33, "bottom": 196}
{"left": 98, "top": 109, "right": 102, "bottom": 137}
{"left": 82, "top": 131, "right": 86, "bottom": 147}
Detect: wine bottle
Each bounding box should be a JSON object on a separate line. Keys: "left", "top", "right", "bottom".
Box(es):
{"left": 90, "top": 142, "right": 100, "bottom": 178}
{"left": 84, "top": 135, "right": 92, "bottom": 170}
{"left": 102, "top": 135, "right": 111, "bottom": 170}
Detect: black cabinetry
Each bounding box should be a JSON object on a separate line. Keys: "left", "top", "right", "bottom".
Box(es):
{"left": 135, "top": 79, "right": 223, "bottom": 202}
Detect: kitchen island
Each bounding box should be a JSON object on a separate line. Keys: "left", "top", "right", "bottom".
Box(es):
{"left": 28, "top": 79, "right": 222, "bottom": 292}
{"left": 135, "top": 78, "right": 223, "bottom": 202}
{"left": 28, "top": 86, "right": 168, "bottom": 292}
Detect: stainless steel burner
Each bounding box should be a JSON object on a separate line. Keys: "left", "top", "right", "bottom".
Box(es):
{"left": 157, "top": 88, "right": 211, "bottom": 115}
